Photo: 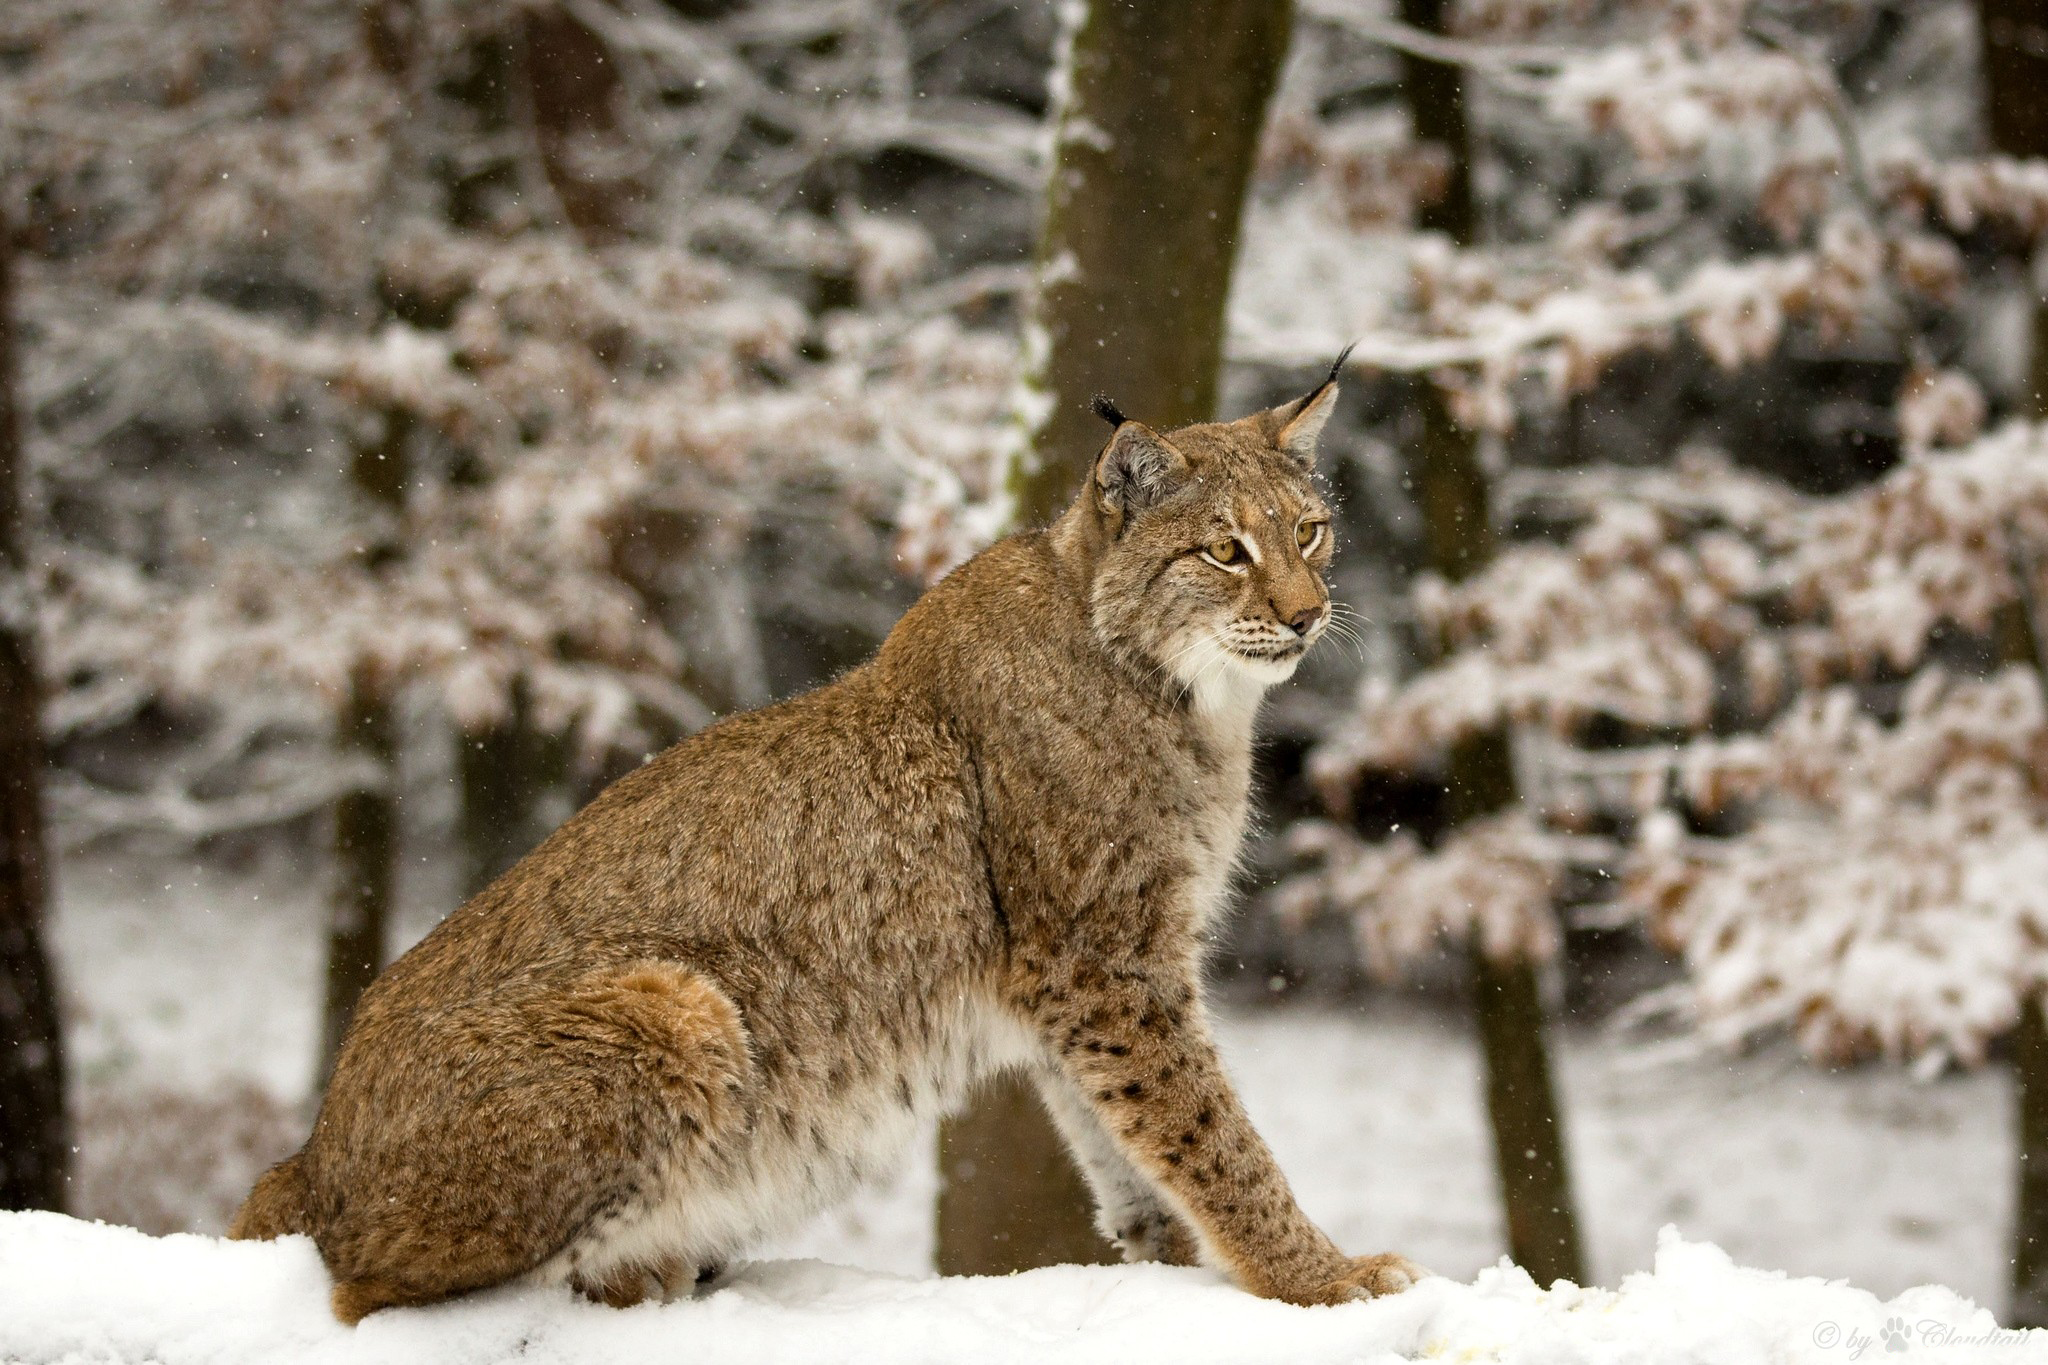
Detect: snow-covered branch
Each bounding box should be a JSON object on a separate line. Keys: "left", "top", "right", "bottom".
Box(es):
{"left": 1626, "top": 669, "right": 2048, "bottom": 1070}
{"left": 1280, "top": 811, "right": 1591, "bottom": 975}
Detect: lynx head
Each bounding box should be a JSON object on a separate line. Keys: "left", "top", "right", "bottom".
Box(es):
{"left": 1076, "top": 352, "right": 1347, "bottom": 714}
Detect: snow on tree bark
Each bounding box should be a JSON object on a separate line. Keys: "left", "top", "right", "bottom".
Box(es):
{"left": 1010, "top": 0, "right": 1294, "bottom": 523}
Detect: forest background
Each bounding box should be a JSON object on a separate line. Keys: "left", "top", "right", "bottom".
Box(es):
{"left": 3, "top": 0, "right": 2048, "bottom": 1329}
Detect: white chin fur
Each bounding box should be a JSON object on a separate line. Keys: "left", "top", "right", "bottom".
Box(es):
{"left": 1231, "top": 650, "right": 1304, "bottom": 685}
{"left": 1166, "top": 634, "right": 1297, "bottom": 723}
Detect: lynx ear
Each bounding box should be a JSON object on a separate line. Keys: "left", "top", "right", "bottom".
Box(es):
{"left": 1094, "top": 418, "right": 1190, "bottom": 516}
{"left": 1266, "top": 343, "right": 1354, "bottom": 468}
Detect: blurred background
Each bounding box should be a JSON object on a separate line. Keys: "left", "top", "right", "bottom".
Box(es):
{"left": 2, "top": 0, "right": 2046, "bottom": 1328}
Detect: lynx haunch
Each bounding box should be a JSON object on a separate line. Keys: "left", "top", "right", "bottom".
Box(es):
{"left": 231, "top": 361, "right": 1426, "bottom": 1321}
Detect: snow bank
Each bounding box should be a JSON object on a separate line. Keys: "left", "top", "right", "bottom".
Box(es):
{"left": 1, "top": 1214, "right": 2037, "bottom": 1364}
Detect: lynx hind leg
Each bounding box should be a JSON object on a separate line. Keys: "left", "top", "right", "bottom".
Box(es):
{"left": 534, "top": 963, "right": 755, "bottom": 1302}
{"left": 323, "top": 961, "right": 752, "bottom": 1324}
{"left": 538, "top": 960, "right": 755, "bottom": 1141}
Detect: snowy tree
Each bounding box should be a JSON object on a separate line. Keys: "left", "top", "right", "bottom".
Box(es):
{"left": 1976, "top": 0, "right": 2048, "bottom": 1321}
{"left": 1609, "top": 420, "right": 2048, "bottom": 1326}
{"left": 1, "top": 0, "right": 1031, "bottom": 1081}
{"left": 1263, "top": 0, "right": 2048, "bottom": 1302}
{"left": 1272, "top": 0, "right": 1603, "bottom": 1286}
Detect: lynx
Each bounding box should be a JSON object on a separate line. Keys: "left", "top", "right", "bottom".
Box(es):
{"left": 231, "top": 359, "right": 1426, "bottom": 1322}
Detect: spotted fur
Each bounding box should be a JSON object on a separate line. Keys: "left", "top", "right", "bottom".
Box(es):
{"left": 230, "top": 377, "right": 1425, "bottom": 1320}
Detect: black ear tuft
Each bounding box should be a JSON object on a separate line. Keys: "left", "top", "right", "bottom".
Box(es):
{"left": 1269, "top": 349, "right": 1352, "bottom": 466}
{"left": 1324, "top": 341, "right": 1358, "bottom": 391}
{"left": 1091, "top": 394, "right": 1127, "bottom": 428}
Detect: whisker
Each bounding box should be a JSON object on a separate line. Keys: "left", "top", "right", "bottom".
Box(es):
{"left": 1326, "top": 602, "right": 1374, "bottom": 628}
{"left": 1144, "top": 634, "right": 1204, "bottom": 676}
{"left": 1177, "top": 641, "right": 1234, "bottom": 705}
{"left": 1146, "top": 633, "right": 1216, "bottom": 687}
{"left": 1324, "top": 634, "right": 1368, "bottom": 665}
{"left": 1190, "top": 650, "right": 1231, "bottom": 700}
{"left": 1313, "top": 617, "right": 1369, "bottom": 664}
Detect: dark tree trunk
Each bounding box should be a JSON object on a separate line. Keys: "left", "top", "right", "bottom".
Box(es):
{"left": 939, "top": 0, "right": 1294, "bottom": 1275}
{"left": 459, "top": 718, "right": 532, "bottom": 899}
{"left": 935, "top": 1075, "right": 1110, "bottom": 1276}
{"left": 1996, "top": 528, "right": 2047, "bottom": 1328}
{"left": 520, "top": 4, "right": 636, "bottom": 243}
{"left": 1997, "top": 536, "right": 2048, "bottom": 1328}
{"left": 1396, "top": 0, "right": 1587, "bottom": 1288}
{"left": 1980, "top": 0, "right": 2048, "bottom": 427}
{"left": 2015, "top": 993, "right": 2048, "bottom": 1326}
{"left": 458, "top": 682, "right": 562, "bottom": 898}
{"left": 1980, "top": 0, "right": 2048, "bottom": 1324}
{"left": 1981, "top": 0, "right": 2048, "bottom": 162}
{"left": 1469, "top": 948, "right": 1585, "bottom": 1283}
{"left": 316, "top": 414, "right": 410, "bottom": 1089}
{"left": 318, "top": 680, "right": 399, "bottom": 1087}
{"left": 458, "top": 715, "right": 526, "bottom": 897}
{"left": 1397, "top": 0, "right": 1476, "bottom": 243}
{"left": 0, "top": 222, "right": 66, "bottom": 1212}
{"left": 1013, "top": 0, "right": 1295, "bottom": 523}
{"left": 1443, "top": 733, "right": 1587, "bottom": 1288}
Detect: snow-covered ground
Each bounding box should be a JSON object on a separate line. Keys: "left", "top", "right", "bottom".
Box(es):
{"left": 47, "top": 848, "right": 2015, "bottom": 1312}
{"left": 3, "top": 1213, "right": 2038, "bottom": 1365}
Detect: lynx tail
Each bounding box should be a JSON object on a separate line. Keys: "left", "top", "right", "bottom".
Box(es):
{"left": 228, "top": 1154, "right": 311, "bottom": 1241}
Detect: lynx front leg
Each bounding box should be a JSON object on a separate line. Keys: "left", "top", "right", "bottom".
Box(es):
{"left": 1033, "top": 1065, "right": 1201, "bottom": 1266}
{"left": 1020, "top": 963, "right": 1424, "bottom": 1306}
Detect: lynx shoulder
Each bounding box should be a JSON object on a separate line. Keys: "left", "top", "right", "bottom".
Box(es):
{"left": 232, "top": 364, "right": 1425, "bottom": 1321}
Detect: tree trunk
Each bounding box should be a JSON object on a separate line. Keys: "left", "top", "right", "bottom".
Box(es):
{"left": 939, "top": 0, "right": 1293, "bottom": 1275}
{"left": 0, "top": 221, "right": 66, "bottom": 1212}
{"left": 316, "top": 414, "right": 410, "bottom": 1089}
{"left": 1470, "top": 949, "right": 1585, "bottom": 1285}
{"left": 1995, "top": 550, "right": 2048, "bottom": 1332}
{"left": 519, "top": 4, "right": 637, "bottom": 244}
{"left": 458, "top": 715, "right": 525, "bottom": 897}
{"left": 1996, "top": 545, "right": 2047, "bottom": 1329}
{"left": 318, "top": 680, "right": 399, "bottom": 1087}
{"left": 1979, "top": 0, "right": 2048, "bottom": 425}
{"left": 935, "top": 1074, "right": 1110, "bottom": 1275}
{"left": 1398, "top": 0, "right": 1587, "bottom": 1288}
{"left": 1012, "top": 0, "right": 1295, "bottom": 523}
{"left": 1979, "top": 0, "right": 2048, "bottom": 1324}
{"left": 2015, "top": 993, "right": 2048, "bottom": 1327}
{"left": 1442, "top": 732, "right": 1586, "bottom": 1287}
{"left": 458, "top": 682, "right": 561, "bottom": 898}
{"left": 1980, "top": 0, "right": 2048, "bottom": 163}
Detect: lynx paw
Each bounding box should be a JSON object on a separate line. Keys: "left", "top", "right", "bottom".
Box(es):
{"left": 1311, "top": 1252, "right": 1430, "bottom": 1304}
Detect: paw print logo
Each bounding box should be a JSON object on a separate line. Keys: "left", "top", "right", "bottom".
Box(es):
{"left": 1880, "top": 1317, "right": 1911, "bottom": 1353}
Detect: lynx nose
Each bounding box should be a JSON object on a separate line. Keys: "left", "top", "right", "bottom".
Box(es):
{"left": 1286, "top": 606, "right": 1323, "bottom": 637}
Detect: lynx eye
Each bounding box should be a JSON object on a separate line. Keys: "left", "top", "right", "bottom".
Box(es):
{"left": 1200, "top": 538, "right": 1246, "bottom": 570}
{"left": 1296, "top": 520, "right": 1327, "bottom": 552}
